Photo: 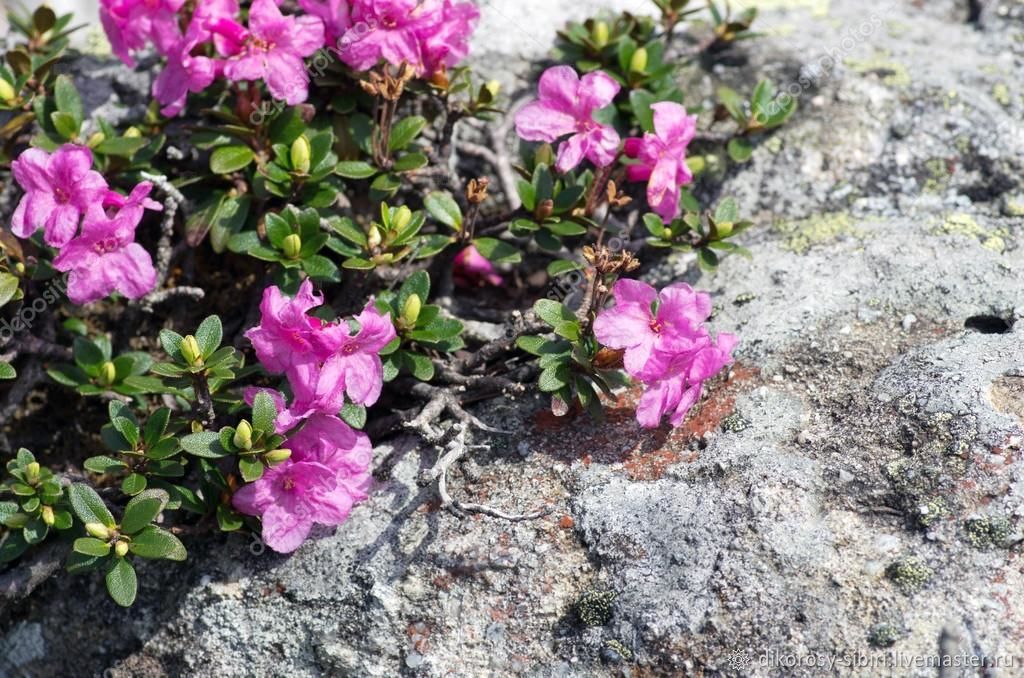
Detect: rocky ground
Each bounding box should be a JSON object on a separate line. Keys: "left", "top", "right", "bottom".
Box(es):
{"left": 3, "top": 0, "right": 1024, "bottom": 676}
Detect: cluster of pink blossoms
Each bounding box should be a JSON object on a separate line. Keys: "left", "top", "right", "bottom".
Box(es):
{"left": 234, "top": 279, "right": 396, "bottom": 552}
{"left": 100, "top": 0, "right": 478, "bottom": 117}
{"left": 10, "top": 145, "right": 160, "bottom": 305}
{"left": 515, "top": 66, "right": 698, "bottom": 222}
{"left": 594, "top": 280, "right": 736, "bottom": 428}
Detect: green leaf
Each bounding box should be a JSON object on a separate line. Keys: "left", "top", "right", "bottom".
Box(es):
{"left": 73, "top": 336, "right": 105, "bottom": 370}
{"left": 301, "top": 254, "right": 340, "bottom": 281}
{"left": 128, "top": 525, "right": 187, "bottom": 561}
{"left": 143, "top": 408, "right": 171, "bottom": 448}
{"left": 83, "top": 455, "right": 127, "bottom": 474}
{"left": 544, "top": 221, "right": 588, "bottom": 237}
{"left": 22, "top": 516, "right": 47, "bottom": 544}
{"left": 51, "top": 111, "right": 79, "bottom": 139}
{"left": 180, "top": 432, "right": 229, "bottom": 458}
{"left": 74, "top": 537, "right": 111, "bottom": 558}
{"left": 53, "top": 74, "right": 83, "bottom": 127}
{"left": 714, "top": 197, "right": 739, "bottom": 224}
{"left": 539, "top": 366, "right": 571, "bottom": 393}
{"left": 0, "top": 531, "right": 28, "bottom": 563}
{"left": 398, "top": 271, "right": 430, "bottom": 311}
{"left": 727, "top": 138, "right": 753, "bottom": 163}
{"left": 210, "top": 145, "right": 255, "bottom": 174}
{"left": 533, "top": 299, "right": 575, "bottom": 328}
{"left": 424, "top": 192, "right": 463, "bottom": 230}
{"left": 472, "top": 237, "right": 520, "bottom": 264}
{"left": 67, "top": 483, "right": 115, "bottom": 528}
{"left": 340, "top": 403, "right": 366, "bottom": 429}
{"left": 108, "top": 401, "right": 139, "bottom": 447}
{"left": 105, "top": 558, "right": 138, "bottom": 607}
{"left": 629, "top": 89, "right": 658, "bottom": 132}
{"left": 388, "top": 115, "right": 427, "bottom": 151}
{"left": 194, "top": 315, "right": 223, "bottom": 359}
{"left": 121, "top": 489, "right": 169, "bottom": 535}
{"left": 402, "top": 350, "right": 435, "bottom": 381}
{"left": 0, "top": 361, "right": 15, "bottom": 380}
{"left": 335, "top": 160, "right": 378, "bottom": 179}
{"left": 238, "top": 457, "right": 264, "bottom": 482}
{"left": 697, "top": 247, "right": 720, "bottom": 272}
{"left": 547, "top": 259, "right": 583, "bottom": 276}
{"left": 121, "top": 473, "right": 147, "bottom": 496}
{"left": 0, "top": 272, "right": 21, "bottom": 308}
{"left": 216, "top": 504, "right": 244, "bottom": 531}
{"left": 159, "top": 329, "right": 185, "bottom": 361}
{"left": 393, "top": 152, "right": 428, "bottom": 172}
{"left": 252, "top": 391, "right": 277, "bottom": 435}
{"left": 94, "top": 136, "right": 148, "bottom": 158}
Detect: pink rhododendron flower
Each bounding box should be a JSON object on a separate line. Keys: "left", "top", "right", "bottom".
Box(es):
{"left": 212, "top": 0, "right": 325, "bottom": 104}
{"left": 593, "top": 280, "right": 710, "bottom": 379}
{"left": 51, "top": 205, "right": 157, "bottom": 305}
{"left": 11, "top": 146, "right": 108, "bottom": 247}
{"left": 635, "top": 333, "right": 737, "bottom": 428}
{"left": 278, "top": 358, "right": 350, "bottom": 430}
{"left": 232, "top": 414, "right": 372, "bottom": 553}
{"left": 103, "top": 181, "right": 163, "bottom": 226}
{"left": 514, "top": 66, "right": 621, "bottom": 173}
{"left": 317, "top": 303, "right": 397, "bottom": 406}
{"left": 100, "top": 0, "right": 186, "bottom": 66}
{"left": 624, "top": 102, "right": 698, "bottom": 221}
{"left": 152, "top": 27, "right": 219, "bottom": 117}
{"left": 245, "top": 279, "right": 340, "bottom": 373}
{"left": 453, "top": 245, "right": 502, "bottom": 287}
{"left": 336, "top": 0, "right": 439, "bottom": 73}
{"left": 298, "top": 0, "right": 351, "bottom": 45}
{"left": 420, "top": 0, "right": 480, "bottom": 75}
{"left": 192, "top": 0, "right": 241, "bottom": 47}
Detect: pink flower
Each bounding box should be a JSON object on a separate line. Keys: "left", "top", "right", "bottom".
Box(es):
{"left": 152, "top": 27, "right": 218, "bottom": 117}
{"left": 317, "top": 303, "right": 397, "bottom": 406}
{"left": 11, "top": 146, "right": 108, "bottom": 247}
{"left": 635, "top": 332, "right": 737, "bottom": 428}
{"left": 593, "top": 280, "right": 711, "bottom": 379}
{"left": 279, "top": 358, "right": 350, "bottom": 430}
{"left": 51, "top": 205, "right": 157, "bottom": 305}
{"left": 514, "top": 66, "right": 621, "bottom": 173}
{"left": 336, "top": 0, "right": 441, "bottom": 74}
{"left": 245, "top": 279, "right": 338, "bottom": 374}
{"left": 100, "top": 0, "right": 185, "bottom": 66}
{"left": 103, "top": 181, "right": 163, "bottom": 226}
{"left": 624, "top": 102, "right": 698, "bottom": 221}
{"left": 192, "top": 0, "right": 240, "bottom": 46}
{"left": 298, "top": 0, "right": 351, "bottom": 45}
{"left": 453, "top": 245, "right": 502, "bottom": 287}
{"left": 212, "top": 0, "right": 325, "bottom": 104}
{"left": 419, "top": 0, "right": 480, "bottom": 75}
{"left": 232, "top": 414, "right": 372, "bottom": 553}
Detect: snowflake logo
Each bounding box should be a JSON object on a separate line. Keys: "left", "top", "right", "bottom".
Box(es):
{"left": 726, "top": 649, "right": 750, "bottom": 670}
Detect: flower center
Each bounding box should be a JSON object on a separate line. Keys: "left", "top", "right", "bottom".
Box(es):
{"left": 250, "top": 37, "right": 274, "bottom": 52}
{"left": 650, "top": 319, "right": 663, "bottom": 333}
{"left": 54, "top": 187, "right": 70, "bottom": 204}
{"left": 381, "top": 14, "right": 398, "bottom": 28}
{"left": 342, "top": 343, "right": 357, "bottom": 355}
{"left": 282, "top": 476, "right": 295, "bottom": 490}
{"left": 92, "top": 237, "right": 121, "bottom": 254}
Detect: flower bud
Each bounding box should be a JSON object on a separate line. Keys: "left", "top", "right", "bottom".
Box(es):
{"left": 392, "top": 205, "right": 413, "bottom": 232}
{"left": 124, "top": 126, "right": 142, "bottom": 138}
{"left": 265, "top": 448, "right": 292, "bottom": 465}
{"left": 367, "top": 224, "right": 383, "bottom": 249}
{"left": 484, "top": 80, "right": 501, "bottom": 100}
{"left": 86, "top": 131, "right": 106, "bottom": 149}
{"left": 662, "top": 227, "right": 674, "bottom": 240}
{"left": 98, "top": 360, "right": 117, "bottom": 387}
{"left": 629, "top": 47, "right": 648, "bottom": 74}
{"left": 0, "top": 78, "right": 16, "bottom": 103}
{"left": 180, "top": 335, "right": 203, "bottom": 366}
{"left": 14, "top": 262, "right": 25, "bottom": 275}
{"left": 115, "top": 541, "right": 129, "bottom": 557}
{"left": 5, "top": 512, "right": 29, "bottom": 528}
{"left": 402, "top": 293, "right": 422, "bottom": 325}
{"left": 534, "top": 143, "right": 555, "bottom": 168}
{"left": 233, "top": 421, "right": 253, "bottom": 450}
{"left": 85, "top": 522, "right": 111, "bottom": 540}
{"left": 716, "top": 221, "right": 734, "bottom": 237}
{"left": 536, "top": 199, "right": 555, "bottom": 221}
{"left": 41, "top": 505, "right": 54, "bottom": 526}
{"left": 592, "top": 21, "right": 610, "bottom": 48}
{"left": 24, "top": 461, "right": 40, "bottom": 484}
{"left": 282, "top": 233, "right": 302, "bottom": 259}
{"left": 686, "top": 155, "right": 706, "bottom": 175}
{"left": 290, "top": 135, "right": 311, "bottom": 174}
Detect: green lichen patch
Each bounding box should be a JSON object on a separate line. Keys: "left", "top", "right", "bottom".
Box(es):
{"left": 773, "top": 212, "right": 864, "bottom": 255}
{"left": 963, "top": 516, "right": 1012, "bottom": 549}
{"left": 721, "top": 412, "right": 750, "bottom": 433}
{"left": 934, "top": 213, "right": 1008, "bottom": 253}
{"left": 992, "top": 83, "right": 1011, "bottom": 107}
{"left": 602, "top": 639, "right": 634, "bottom": 663}
{"left": 844, "top": 53, "right": 911, "bottom": 88}
{"left": 867, "top": 622, "right": 902, "bottom": 648}
{"left": 886, "top": 556, "right": 934, "bottom": 594}
{"left": 574, "top": 589, "right": 616, "bottom": 627}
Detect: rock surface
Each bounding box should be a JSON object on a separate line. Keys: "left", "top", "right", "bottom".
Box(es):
{"left": 4, "top": 0, "right": 1024, "bottom": 676}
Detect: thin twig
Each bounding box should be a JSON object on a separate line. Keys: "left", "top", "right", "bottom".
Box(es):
{"left": 137, "top": 172, "right": 191, "bottom": 313}
{"left": 420, "top": 425, "right": 552, "bottom": 521}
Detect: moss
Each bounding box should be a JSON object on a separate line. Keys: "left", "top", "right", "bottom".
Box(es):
{"left": 721, "top": 412, "right": 750, "bottom": 433}
{"left": 934, "top": 214, "right": 1008, "bottom": 253}
{"left": 993, "top": 83, "right": 1011, "bottom": 107}
{"left": 886, "top": 556, "right": 934, "bottom": 594}
{"left": 733, "top": 292, "right": 756, "bottom": 306}
{"left": 844, "top": 53, "right": 911, "bottom": 88}
{"left": 883, "top": 459, "right": 950, "bottom": 528}
{"left": 574, "top": 589, "right": 616, "bottom": 627}
{"left": 964, "top": 516, "right": 1012, "bottom": 549}
{"left": 922, "top": 158, "right": 950, "bottom": 193}
{"left": 764, "top": 136, "right": 784, "bottom": 154}
{"left": 774, "top": 212, "right": 863, "bottom": 255}
{"left": 868, "top": 623, "right": 901, "bottom": 648}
